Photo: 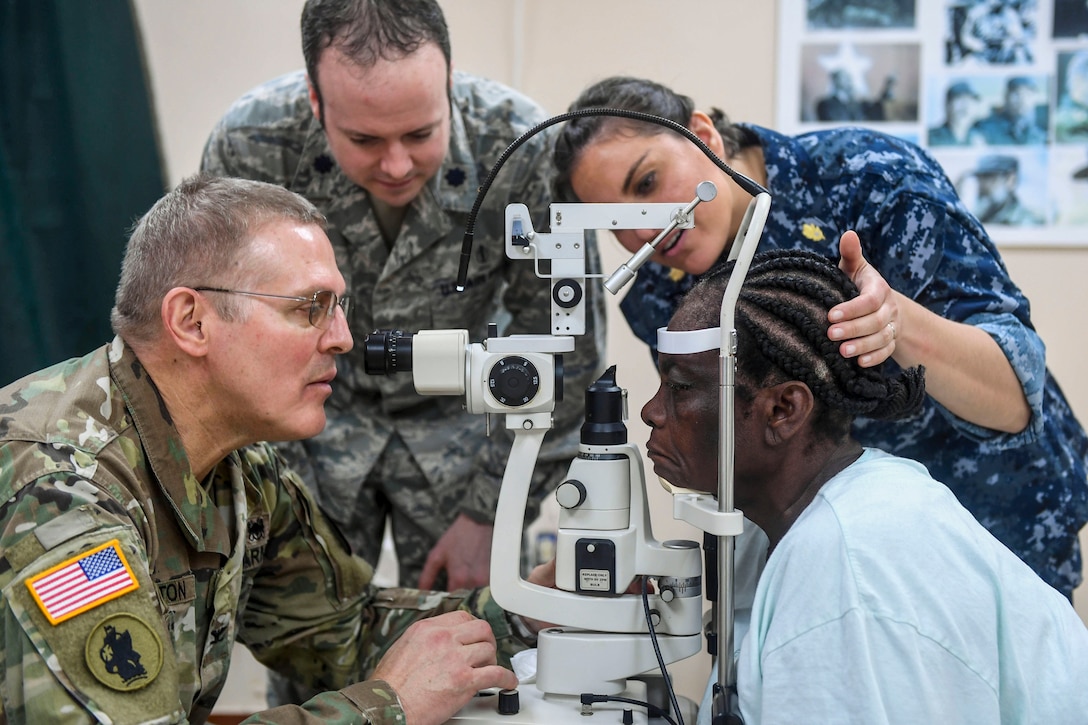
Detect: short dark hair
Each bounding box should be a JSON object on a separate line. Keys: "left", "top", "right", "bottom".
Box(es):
{"left": 301, "top": 0, "right": 451, "bottom": 102}
{"left": 674, "top": 249, "right": 925, "bottom": 442}
{"left": 552, "top": 76, "right": 760, "bottom": 203}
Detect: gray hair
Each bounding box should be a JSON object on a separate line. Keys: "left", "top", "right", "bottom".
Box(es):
{"left": 110, "top": 174, "right": 326, "bottom": 344}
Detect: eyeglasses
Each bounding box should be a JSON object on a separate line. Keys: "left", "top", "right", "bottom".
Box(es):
{"left": 193, "top": 287, "right": 352, "bottom": 329}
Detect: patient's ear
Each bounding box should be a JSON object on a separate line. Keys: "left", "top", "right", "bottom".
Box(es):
{"left": 761, "top": 381, "right": 814, "bottom": 446}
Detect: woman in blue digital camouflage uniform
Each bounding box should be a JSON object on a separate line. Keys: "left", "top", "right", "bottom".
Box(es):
{"left": 552, "top": 75, "right": 1088, "bottom": 600}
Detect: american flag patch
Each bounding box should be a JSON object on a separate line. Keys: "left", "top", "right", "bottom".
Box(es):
{"left": 26, "top": 540, "right": 139, "bottom": 625}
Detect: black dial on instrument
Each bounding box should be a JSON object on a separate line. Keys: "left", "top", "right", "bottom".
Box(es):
{"left": 488, "top": 356, "right": 540, "bottom": 406}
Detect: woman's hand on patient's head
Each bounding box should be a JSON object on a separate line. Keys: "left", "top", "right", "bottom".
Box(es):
{"left": 828, "top": 229, "right": 901, "bottom": 368}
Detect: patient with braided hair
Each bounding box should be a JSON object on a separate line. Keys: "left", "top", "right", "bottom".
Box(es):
{"left": 644, "top": 248, "right": 1088, "bottom": 724}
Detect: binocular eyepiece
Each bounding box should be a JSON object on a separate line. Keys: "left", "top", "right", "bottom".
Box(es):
{"left": 363, "top": 329, "right": 413, "bottom": 375}
{"left": 362, "top": 327, "right": 569, "bottom": 414}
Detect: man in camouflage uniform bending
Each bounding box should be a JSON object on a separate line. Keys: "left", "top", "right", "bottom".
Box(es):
{"left": 201, "top": 0, "right": 605, "bottom": 600}
{"left": 0, "top": 175, "right": 532, "bottom": 725}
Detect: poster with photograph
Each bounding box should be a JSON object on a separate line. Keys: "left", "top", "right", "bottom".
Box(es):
{"left": 777, "top": 0, "right": 1088, "bottom": 246}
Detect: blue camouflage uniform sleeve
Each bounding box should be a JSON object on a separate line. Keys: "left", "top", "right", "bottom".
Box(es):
{"left": 952, "top": 312, "right": 1046, "bottom": 444}
{"left": 846, "top": 170, "right": 1045, "bottom": 447}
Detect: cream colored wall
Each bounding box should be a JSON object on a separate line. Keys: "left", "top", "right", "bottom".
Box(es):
{"left": 131, "top": 0, "right": 1088, "bottom": 716}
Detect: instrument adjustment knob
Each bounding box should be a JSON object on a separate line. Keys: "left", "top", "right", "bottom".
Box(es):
{"left": 555, "top": 479, "right": 587, "bottom": 509}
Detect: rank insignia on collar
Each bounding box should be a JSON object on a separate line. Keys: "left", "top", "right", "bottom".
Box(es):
{"left": 445, "top": 167, "right": 466, "bottom": 187}
{"left": 802, "top": 222, "right": 826, "bottom": 242}
{"left": 314, "top": 153, "right": 335, "bottom": 173}
{"left": 26, "top": 539, "right": 139, "bottom": 625}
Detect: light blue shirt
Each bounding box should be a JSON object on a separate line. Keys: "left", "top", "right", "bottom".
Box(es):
{"left": 733, "top": 448, "right": 1088, "bottom": 724}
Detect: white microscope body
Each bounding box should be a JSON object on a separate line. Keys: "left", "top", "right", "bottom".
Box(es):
{"left": 365, "top": 128, "right": 771, "bottom": 722}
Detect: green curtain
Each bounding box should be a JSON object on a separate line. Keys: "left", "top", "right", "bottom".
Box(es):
{"left": 0, "top": 0, "right": 165, "bottom": 384}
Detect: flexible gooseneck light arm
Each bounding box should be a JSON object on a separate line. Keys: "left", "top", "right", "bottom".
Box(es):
{"left": 455, "top": 108, "right": 769, "bottom": 291}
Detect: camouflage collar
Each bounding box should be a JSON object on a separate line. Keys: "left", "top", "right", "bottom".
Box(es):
{"left": 287, "top": 116, "right": 364, "bottom": 208}
{"left": 441, "top": 93, "right": 483, "bottom": 213}
{"left": 109, "top": 338, "right": 232, "bottom": 557}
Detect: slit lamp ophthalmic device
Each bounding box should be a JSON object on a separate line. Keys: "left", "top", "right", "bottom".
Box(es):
{"left": 363, "top": 109, "right": 771, "bottom": 724}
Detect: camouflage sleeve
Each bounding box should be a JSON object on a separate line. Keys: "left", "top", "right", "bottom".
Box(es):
{"left": 239, "top": 452, "right": 528, "bottom": 712}
{"left": 861, "top": 188, "right": 1044, "bottom": 445}
{"left": 240, "top": 589, "right": 526, "bottom": 725}
{"left": 201, "top": 117, "right": 294, "bottom": 185}
{"left": 199, "top": 77, "right": 309, "bottom": 185}
{"left": 0, "top": 457, "right": 408, "bottom": 725}
{"left": 0, "top": 483, "right": 186, "bottom": 724}
{"left": 355, "top": 586, "right": 527, "bottom": 674}
{"left": 234, "top": 681, "right": 407, "bottom": 725}
{"left": 237, "top": 448, "right": 376, "bottom": 687}
{"left": 938, "top": 310, "right": 1046, "bottom": 447}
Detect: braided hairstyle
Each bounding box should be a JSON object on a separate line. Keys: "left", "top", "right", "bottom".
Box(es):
{"left": 674, "top": 248, "right": 925, "bottom": 442}
{"left": 552, "top": 76, "right": 760, "bottom": 203}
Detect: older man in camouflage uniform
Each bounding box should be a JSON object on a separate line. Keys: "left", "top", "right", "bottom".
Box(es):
{"left": 201, "top": 0, "right": 605, "bottom": 595}
{"left": 0, "top": 175, "right": 531, "bottom": 725}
